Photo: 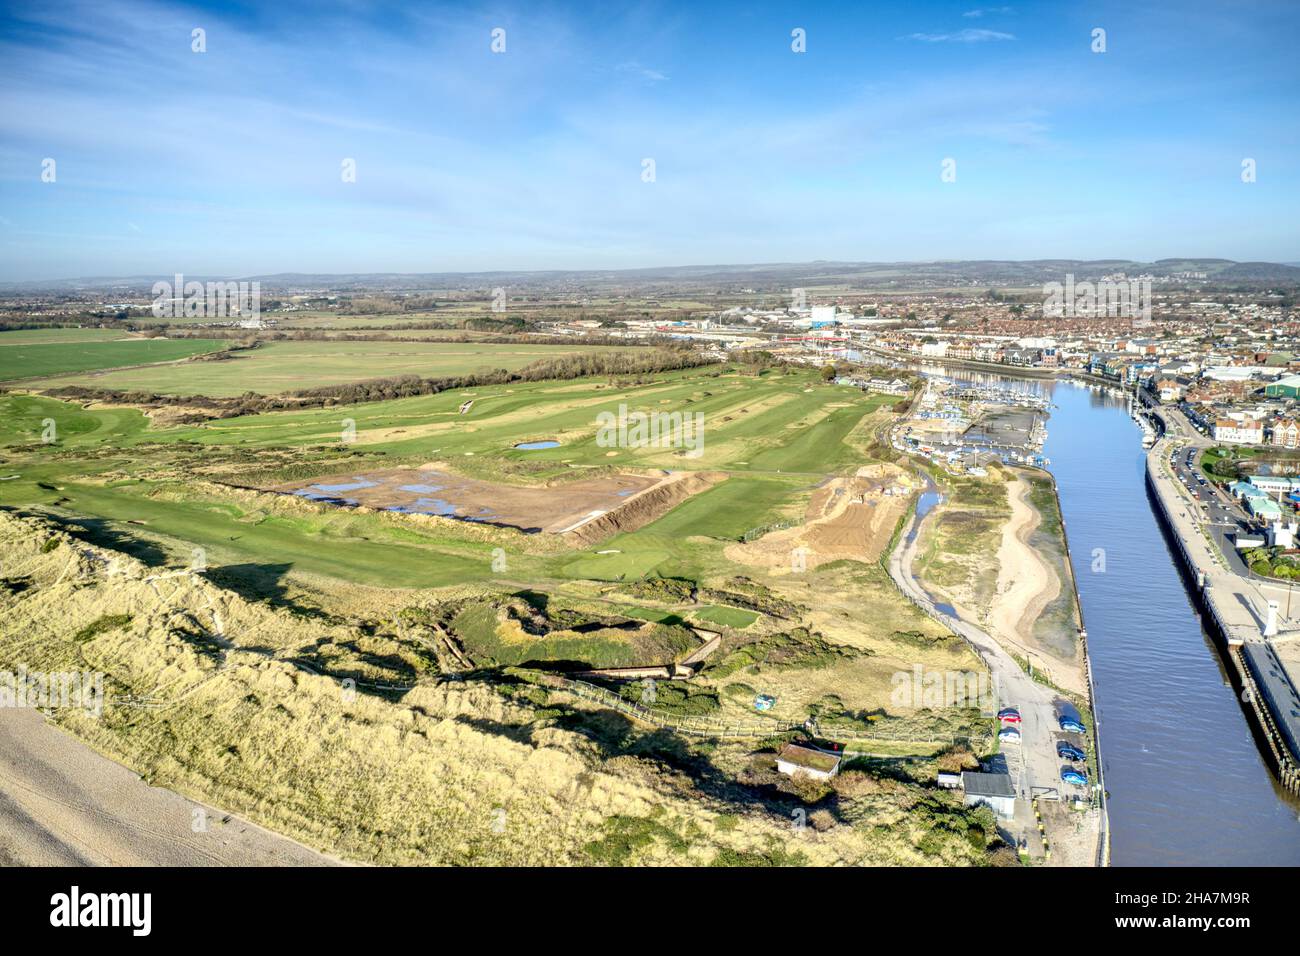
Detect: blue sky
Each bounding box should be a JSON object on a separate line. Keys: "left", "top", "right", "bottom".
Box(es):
{"left": 0, "top": 0, "right": 1297, "bottom": 280}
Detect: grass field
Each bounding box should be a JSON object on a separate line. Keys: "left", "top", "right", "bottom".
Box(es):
{"left": 0, "top": 366, "right": 891, "bottom": 596}
{"left": 33, "top": 339, "right": 633, "bottom": 396}
{"left": 0, "top": 336, "right": 225, "bottom": 382}
{"left": 0, "top": 328, "right": 133, "bottom": 346}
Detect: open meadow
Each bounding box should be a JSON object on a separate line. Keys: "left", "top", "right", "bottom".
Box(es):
{"left": 0, "top": 332, "right": 225, "bottom": 382}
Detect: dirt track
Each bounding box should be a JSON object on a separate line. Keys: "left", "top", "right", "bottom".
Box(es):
{"left": 0, "top": 708, "right": 340, "bottom": 866}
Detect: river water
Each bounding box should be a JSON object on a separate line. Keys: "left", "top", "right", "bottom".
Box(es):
{"left": 920, "top": 364, "right": 1300, "bottom": 865}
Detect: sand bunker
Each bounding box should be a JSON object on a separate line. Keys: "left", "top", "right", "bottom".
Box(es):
{"left": 273, "top": 467, "right": 667, "bottom": 535}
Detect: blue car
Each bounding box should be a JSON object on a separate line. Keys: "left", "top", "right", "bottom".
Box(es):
{"left": 1057, "top": 742, "right": 1086, "bottom": 761}
{"left": 1058, "top": 716, "right": 1086, "bottom": 734}
{"left": 1060, "top": 767, "right": 1088, "bottom": 786}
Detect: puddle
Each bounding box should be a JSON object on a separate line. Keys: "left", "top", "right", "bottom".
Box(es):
{"left": 309, "top": 478, "right": 378, "bottom": 493}
{"left": 515, "top": 440, "right": 561, "bottom": 450}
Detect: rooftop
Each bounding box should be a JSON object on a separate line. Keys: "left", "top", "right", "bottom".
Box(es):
{"left": 962, "top": 771, "right": 1015, "bottom": 798}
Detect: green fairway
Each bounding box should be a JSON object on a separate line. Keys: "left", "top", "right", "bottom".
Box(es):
{"left": 0, "top": 394, "right": 149, "bottom": 446}
{"left": 691, "top": 605, "right": 759, "bottom": 628}
{"left": 35, "top": 339, "right": 633, "bottom": 396}
{"left": 146, "top": 367, "right": 893, "bottom": 474}
{"left": 557, "top": 474, "right": 812, "bottom": 581}
{"left": 0, "top": 365, "right": 896, "bottom": 593}
{"left": 0, "top": 337, "right": 225, "bottom": 382}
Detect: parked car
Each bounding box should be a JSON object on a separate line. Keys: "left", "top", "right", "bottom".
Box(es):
{"left": 998, "top": 726, "right": 1021, "bottom": 743}
{"left": 997, "top": 707, "right": 1020, "bottom": 719}
{"left": 1060, "top": 767, "right": 1088, "bottom": 786}
{"left": 1058, "top": 716, "right": 1086, "bottom": 734}
{"left": 1057, "top": 742, "right": 1086, "bottom": 761}
{"left": 999, "top": 712, "right": 1022, "bottom": 725}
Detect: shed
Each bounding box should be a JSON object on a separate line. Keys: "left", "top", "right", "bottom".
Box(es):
{"left": 775, "top": 743, "right": 842, "bottom": 781}
{"left": 936, "top": 771, "right": 962, "bottom": 789}
{"left": 961, "top": 770, "right": 1016, "bottom": 819}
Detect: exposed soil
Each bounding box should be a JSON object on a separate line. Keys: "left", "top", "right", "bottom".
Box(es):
{"left": 724, "top": 463, "right": 913, "bottom": 572}
{"left": 270, "top": 465, "right": 689, "bottom": 536}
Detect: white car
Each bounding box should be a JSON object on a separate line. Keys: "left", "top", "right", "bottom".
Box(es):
{"left": 997, "top": 726, "right": 1021, "bottom": 744}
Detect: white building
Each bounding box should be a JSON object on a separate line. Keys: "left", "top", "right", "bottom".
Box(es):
{"left": 1269, "top": 521, "right": 1299, "bottom": 549}
{"left": 1214, "top": 419, "right": 1264, "bottom": 444}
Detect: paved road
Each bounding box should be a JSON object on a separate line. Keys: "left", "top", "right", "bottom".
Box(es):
{"left": 1146, "top": 404, "right": 1300, "bottom": 638}
{"left": 0, "top": 707, "right": 342, "bottom": 866}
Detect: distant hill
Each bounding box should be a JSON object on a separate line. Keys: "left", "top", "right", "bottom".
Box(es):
{"left": 5, "top": 258, "right": 1300, "bottom": 295}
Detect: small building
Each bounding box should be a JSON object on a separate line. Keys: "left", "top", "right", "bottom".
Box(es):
{"left": 775, "top": 742, "right": 842, "bottom": 781}
{"left": 961, "top": 770, "right": 1016, "bottom": 818}
{"left": 1248, "top": 497, "right": 1283, "bottom": 519}
{"left": 936, "top": 771, "right": 962, "bottom": 789}
{"left": 1228, "top": 480, "right": 1258, "bottom": 500}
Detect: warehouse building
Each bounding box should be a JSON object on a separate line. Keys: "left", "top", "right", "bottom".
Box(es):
{"left": 1265, "top": 374, "right": 1300, "bottom": 399}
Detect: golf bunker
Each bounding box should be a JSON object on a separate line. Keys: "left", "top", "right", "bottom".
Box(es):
{"left": 275, "top": 467, "right": 672, "bottom": 534}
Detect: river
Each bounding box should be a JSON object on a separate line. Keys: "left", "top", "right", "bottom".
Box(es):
{"left": 919, "top": 364, "right": 1300, "bottom": 865}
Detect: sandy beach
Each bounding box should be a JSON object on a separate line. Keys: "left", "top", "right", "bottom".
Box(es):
{"left": 0, "top": 707, "right": 340, "bottom": 867}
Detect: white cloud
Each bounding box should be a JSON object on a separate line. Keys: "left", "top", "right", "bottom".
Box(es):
{"left": 615, "top": 61, "right": 669, "bottom": 83}
{"left": 963, "top": 7, "right": 1013, "bottom": 18}
{"left": 906, "top": 29, "right": 1015, "bottom": 42}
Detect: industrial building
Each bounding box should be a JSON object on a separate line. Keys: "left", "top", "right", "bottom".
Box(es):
{"left": 1265, "top": 374, "right": 1300, "bottom": 399}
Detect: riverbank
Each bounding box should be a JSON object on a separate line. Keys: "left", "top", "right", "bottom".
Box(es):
{"left": 1142, "top": 414, "right": 1300, "bottom": 794}
{"left": 887, "top": 467, "right": 1105, "bottom": 866}
{"left": 911, "top": 466, "right": 1087, "bottom": 696}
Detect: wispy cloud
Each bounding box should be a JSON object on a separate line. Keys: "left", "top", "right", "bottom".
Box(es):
{"left": 615, "top": 61, "right": 669, "bottom": 83}
{"left": 906, "top": 28, "right": 1015, "bottom": 43}
{"left": 963, "top": 7, "right": 1013, "bottom": 18}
